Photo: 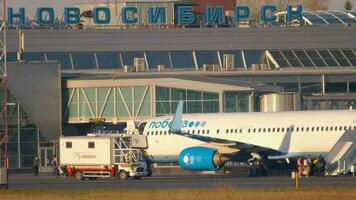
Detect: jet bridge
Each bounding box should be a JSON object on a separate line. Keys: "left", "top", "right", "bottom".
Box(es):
{"left": 325, "top": 130, "right": 356, "bottom": 175}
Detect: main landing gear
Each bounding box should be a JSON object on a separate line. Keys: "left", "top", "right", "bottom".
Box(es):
{"left": 248, "top": 153, "right": 269, "bottom": 177}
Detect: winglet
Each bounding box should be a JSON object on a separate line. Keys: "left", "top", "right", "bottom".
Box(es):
{"left": 170, "top": 101, "right": 183, "bottom": 134}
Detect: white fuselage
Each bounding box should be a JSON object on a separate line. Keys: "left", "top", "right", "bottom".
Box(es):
{"left": 142, "top": 110, "right": 356, "bottom": 162}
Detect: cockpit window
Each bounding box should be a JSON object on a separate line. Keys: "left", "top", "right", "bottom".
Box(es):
{"left": 138, "top": 122, "right": 147, "bottom": 135}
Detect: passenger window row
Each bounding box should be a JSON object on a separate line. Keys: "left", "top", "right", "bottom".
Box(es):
{"left": 146, "top": 129, "right": 211, "bottom": 136}
{"left": 145, "top": 126, "right": 356, "bottom": 136}
{"left": 225, "top": 125, "right": 356, "bottom": 134}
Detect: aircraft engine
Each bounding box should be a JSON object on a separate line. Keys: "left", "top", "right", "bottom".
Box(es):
{"left": 178, "top": 146, "right": 228, "bottom": 171}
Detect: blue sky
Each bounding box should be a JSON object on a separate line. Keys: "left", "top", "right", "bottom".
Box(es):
{"left": 2, "top": 0, "right": 356, "bottom": 17}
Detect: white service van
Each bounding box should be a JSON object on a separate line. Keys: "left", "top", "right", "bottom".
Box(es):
{"left": 59, "top": 134, "right": 150, "bottom": 180}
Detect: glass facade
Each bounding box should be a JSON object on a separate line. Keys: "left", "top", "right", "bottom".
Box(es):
{"left": 233, "top": 74, "right": 356, "bottom": 111}
{"left": 122, "top": 51, "right": 144, "bottom": 66}
{"left": 71, "top": 53, "right": 97, "bottom": 69}
{"left": 63, "top": 86, "right": 152, "bottom": 122}
{"left": 0, "top": 89, "right": 40, "bottom": 168}
{"left": 96, "top": 52, "right": 122, "bottom": 69}
{"left": 281, "top": 50, "right": 303, "bottom": 68}
{"left": 349, "top": 82, "right": 356, "bottom": 93}
{"left": 23, "top": 52, "right": 46, "bottom": 62}
{"left": 325, "top": 82, "right": 347, "bottom": 93}
{"left": 244, "top": 51, "right": 265, "bottom": 69}
{"left": 156, "top": 86, "right": 219, "bottom": 115}
{"left": 219, "top": 51, "right": 244, "bottom": 68}
{"left": 3, "top": 49, "right": 356, "bottom": 70}
{"left": 302, "top": 11, "right": 328, "bottom": 25}
{"left": 195, "top": 51, "right": 220, "bottom": 68}
{"left": 224, "top": 92, "right": 249, "bottom": 112}
{"left": 46, "top": 53, "right": 72, "bottom": 70}
{"left": 170, "top": 51, "right": 195, "bottom": 69}
{"left": 268, "top": 49, "right": 356, "bottom": 68}
{"left": 330, "top": 11, "right": 356, "bottom": 24}
{"left": 65, "top": 85, "right": 253, "bottom": 121}
{"left": 314, "top": 11, "right": 343, "bottom": 24}
{"left": 301, "top": 83, "right": 322, "bottom": 94}
{"left": 293, "top": 50, "right": 315, "bottom": 67}
{"left": 299, "top": 11, "right": 356, "bottom": 25}
{"left": 270, "top": 50, "right": 292, "bottom": 68}
{"left": 306, "top": 50, "right": 327, "bottom": 67}
{"left": 146, "top": 52, "right": 171, "bottom": 69}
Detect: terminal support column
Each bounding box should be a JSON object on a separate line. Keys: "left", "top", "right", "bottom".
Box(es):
{"left": 219, "top": 93, "right": 223, "bottom": 112}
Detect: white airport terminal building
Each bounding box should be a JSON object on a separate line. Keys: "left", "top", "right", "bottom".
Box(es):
{"left": 1, "top": 0, "right": 356, "bottom": 170}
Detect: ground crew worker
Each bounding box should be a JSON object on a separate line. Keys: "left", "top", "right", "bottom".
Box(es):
{"left": 304, "top": 156, "right": 312, "bottom": 177}
{"left": 351, "top": 164, "right": 355, "bottom": 177}
{"left": 297, "top": 157, "right": 303, "bottom": 177}
{"left": 33, "top": 156, "right": 40, "bottom": 176}
{"left": 319, "top": 156, "right": 326, "bottom": 176}
{"left": 52, "top": 155, "right": 59, "bottom": 177}
{"left": 313, "top": 158, "right": 318, "bottom": 176}
{"left": 303, "top": 158, "right": 307, "bottom": 176}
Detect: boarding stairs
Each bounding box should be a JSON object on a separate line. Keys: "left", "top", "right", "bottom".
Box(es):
{"left": 325, "top": 130, "right": 356, "bottom": 175}
{"left": 113, "top": 134, "right": 147, "bottom": 165}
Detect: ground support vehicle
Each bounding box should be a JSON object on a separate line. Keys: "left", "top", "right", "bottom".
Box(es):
{"left": 59, "top": 133, "right": 149, "bottom": 180}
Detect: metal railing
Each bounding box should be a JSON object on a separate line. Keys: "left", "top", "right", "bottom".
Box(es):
{"left": 113, "top": 136, "right": 142, "bottom": 164}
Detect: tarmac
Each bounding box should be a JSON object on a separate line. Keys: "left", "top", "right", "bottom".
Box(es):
{"left": 7, "top": 173, "right": 356, "bottom": 190}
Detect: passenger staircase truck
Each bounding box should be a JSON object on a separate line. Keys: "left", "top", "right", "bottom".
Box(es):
{"left": 59, "top": 133, "right": 150, "bottom": 180}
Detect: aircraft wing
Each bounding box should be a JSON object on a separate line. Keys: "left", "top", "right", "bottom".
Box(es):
{"left": 169, "top": 101, "right": 279, "bottom": 154}
{"left": 175, "top": 131, "right": 271, "bottom": 153}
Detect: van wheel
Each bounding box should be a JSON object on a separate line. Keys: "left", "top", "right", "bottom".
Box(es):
{"left": 119, "top": 171, "right": 128, "bottom": 180}
{"left": 134, "top": 176, "right": 142, "bottom": 180}
{"left": 75, "top": 171, "right": 83, "bottom": 180}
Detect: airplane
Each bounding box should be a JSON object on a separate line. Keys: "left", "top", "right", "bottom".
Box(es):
{"left": 139, "top": 101, "right": 356, "bottom": 173}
